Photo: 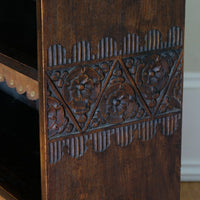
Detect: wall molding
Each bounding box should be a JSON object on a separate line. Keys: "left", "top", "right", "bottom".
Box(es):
{"left": 181, "top": 73, "right": 200, "bottom": 181}
{"left": 181, "top": 162, "right": 200, "bottom": 181}
{"left": 183, "top": 72, "right": 200, "bottom": 89}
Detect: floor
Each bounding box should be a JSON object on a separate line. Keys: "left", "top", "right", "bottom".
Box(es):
{"left": 180, "top": 182, "right": 200, "bottom": 200}
{"left": 0, "top": 182, "right": 200, "bottom": 200}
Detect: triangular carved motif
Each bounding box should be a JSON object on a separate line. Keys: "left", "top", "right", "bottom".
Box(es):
{"left": 46, "top": 81, "right": 78, "bottom": 139}
{"left": 122, "top": 48, "right": 182, "bottom": 114}
{"left": 158, "top": 56, "right": 183, "bottom": 114}
{"left": 88, "top": 61, "right": 148, "bottom": 130}
{"left": 47, "top": 61, "right": 114, "bottom": 130}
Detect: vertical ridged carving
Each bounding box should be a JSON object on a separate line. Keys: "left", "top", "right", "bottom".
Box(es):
{"left": 47, "top": 27, "right": 183, "bottom": 66}
{"left": 123, "top": 34, "right": 140, "bottom": 55}
{"left": 50, "top": 142, "right": 54, "bottom": 164}
{"left": 115, "top": 125, "right": 134, "bottom": 147}
{"left": 92, "top": 130, "right": 111, "bottom": 152}
{"left": 72, "top": 41, "right": 92, "bottom": 63}
{"left": 97, "top": 37, "right": 118, "bottom": 59}
{"left": 137, "top": 120, "right": 157, "bottom": 141}
{"left": 144, "top": 30, "right": 162, "bottom": 51}
{"left": 160, "top": 113, "right": 181, "bottom": 136}
{"left": 66, "top": 135, "right": 87, "bottom": 158}
{"left": 167, "top": 27, "right": 183, "bottom": 48}
{"left": 49, "top": 135, "right": 88, "bottom": 163}
{"left": 49, "top": 112, "right": 182, "bottom": 162}
{"left": 48, "top": 44, "right": 67, "bottom": 66}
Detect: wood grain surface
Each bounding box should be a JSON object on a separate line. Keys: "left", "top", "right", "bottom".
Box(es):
{"left": 37, "top": 0, "right": 185, "bottom": 199}
{"left": 1, "top": 182, "right": 199, "bottom": 200}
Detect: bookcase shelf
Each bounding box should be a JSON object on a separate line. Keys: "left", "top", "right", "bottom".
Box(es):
{"left": 0, "top": 2, "right": 39, "bottom": 198}
{"left": 0, "top": 0, "right": 38, "bottom": 104}
{"left": 0, "top": 0, "right": 185, "bottom": 199}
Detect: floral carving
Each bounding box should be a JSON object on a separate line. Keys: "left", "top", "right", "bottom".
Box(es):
{"left": 47, "top": 48, "right": 182, "bottom": 137}
{"left": 47, "top": 97, "right": 74, "bottom": 138}
{"left": 96, "top": 63, "right": 145, "bottom": 125}
{"left": 124, "top": 50, "right": 179, "bottom": 112}
{"left": 135, "top": 54, "right": 171, "bottom": 107}
{"left": 63, "top": 66, "right": 104, "bottom": 127}
{"left": 100, "top": 82, "right": 136, "bottom": 124}
{"left": 50, "top": 70, "right": 68, "bottom": 88}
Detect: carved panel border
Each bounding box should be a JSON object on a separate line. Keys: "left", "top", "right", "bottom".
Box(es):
{"left": 47, "top": 26, "right": 183, "bottom": 67}
{"left": 49, "top": 112, "right": 181, "bottom": 163}
{"left": 46, "top": 27, "right": 184, "bottom": 161}
{"left": 47, "top": 49, "right": 183, "bottom": 138}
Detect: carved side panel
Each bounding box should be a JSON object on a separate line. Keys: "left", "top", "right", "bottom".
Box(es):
{"left": 46, "top": 27, "right": 184, "bottom": 161}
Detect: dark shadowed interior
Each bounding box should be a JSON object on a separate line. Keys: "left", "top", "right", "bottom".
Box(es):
{"left": 0, "top": 90, "right": 41, "bottom": 200}
{"left": 0, "top": 0, "right": 37, "bottom": 68}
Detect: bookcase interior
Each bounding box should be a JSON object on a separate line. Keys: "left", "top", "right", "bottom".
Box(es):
{"left": 0, "top": 0, "right": 37, "bottom": 68}
{"left": 0, "top": 90, "right": 41, "bottom": 200}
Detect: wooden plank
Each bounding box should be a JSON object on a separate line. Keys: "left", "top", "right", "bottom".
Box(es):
{"left": 37, "top": 0, "right": 185, "bottom": 199}
{"left": 0, "top": 53, "right": 37, "bottom": 81}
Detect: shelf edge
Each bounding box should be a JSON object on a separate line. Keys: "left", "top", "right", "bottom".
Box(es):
{"left": 0, "top": 185, "right": 18, "bottom": 200}
{"left": 0, "top": 63, "right": 39, "bottom": 100}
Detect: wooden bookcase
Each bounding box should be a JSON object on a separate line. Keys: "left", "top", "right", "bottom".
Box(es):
{"left": 0, "top": 0, "right": 185, "bottom": 199}
{"left": 0, "top": 0, "right": 38, "bottom": 103}
{"left": 0, "top": 1, "right": 40, "bottom": 199}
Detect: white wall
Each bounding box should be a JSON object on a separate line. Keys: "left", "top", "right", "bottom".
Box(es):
{"left": 181, "top": 0, "right": 200, "bottom": 181}
{"left": 184, "top": 0, "right": 200, "bottom": 73}
{"left": 181, "top": 73, "right": 200, "bottom": 181}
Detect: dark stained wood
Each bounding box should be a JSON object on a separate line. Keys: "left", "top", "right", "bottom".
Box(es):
{"left": 37, "top": 0, "right": 185, "bottom": 200}
{"left": 42, "top": 0, "right": 185, "bottom": 64}
{"left": 0, "top": 0, "right": 186, "bottom": 199}
{"left": 49, "top": 129, "right": 182, "bottom": 200}
{"left": 0, "top": 53, "right": 37, "bottom": 81}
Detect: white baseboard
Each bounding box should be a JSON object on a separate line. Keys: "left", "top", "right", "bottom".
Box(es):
{"left": 181, "top": 162, "right": 200, "bottom": 181}
{"left": 181, "top": 72, "right": 200, "bottom": 181}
